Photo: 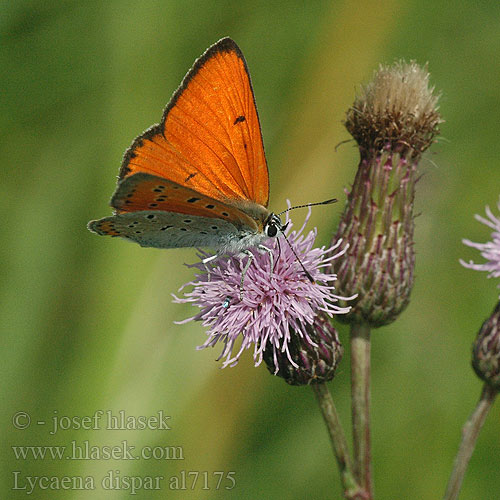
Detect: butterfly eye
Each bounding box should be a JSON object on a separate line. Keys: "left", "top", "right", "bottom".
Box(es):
{"left": 266, "top": 224, "right": 278, "bottom": 237}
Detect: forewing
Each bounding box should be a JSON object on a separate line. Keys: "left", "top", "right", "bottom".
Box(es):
{"left": 119, "top": 38, "right": 269, "bottom": 207}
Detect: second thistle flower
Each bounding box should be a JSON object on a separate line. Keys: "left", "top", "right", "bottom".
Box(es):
{"left": 332, "top": 62, "right": 442, "bottom": 327}
{"left": 461, "top": 198, "right": 500, "bottom": 389}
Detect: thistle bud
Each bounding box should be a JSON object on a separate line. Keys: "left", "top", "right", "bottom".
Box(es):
{"left": 263, "top": 314, "right": 343, "bottom": 386}
{"left": 472, "top": 301, "right": 500, "bottom": 390}
{"left": 332, "top": 61, "right": 442, "bottom": 326}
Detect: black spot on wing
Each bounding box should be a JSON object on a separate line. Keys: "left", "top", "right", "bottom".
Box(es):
{"left": 234, "top": 115, "right": 246, "bottom": 124}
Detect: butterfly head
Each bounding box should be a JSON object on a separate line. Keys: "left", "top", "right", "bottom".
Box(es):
{"left": 263, "top": 213, "right": 283, "bottom": 238}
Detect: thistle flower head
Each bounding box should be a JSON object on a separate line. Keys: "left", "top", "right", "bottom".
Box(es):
{"left": 460, "top": 196, "right": 500, "bottom": 293}
{"left": 173, "top": 209, "right": 352, "bottom": 371}
{"left": 332, "top": 61, "right": 441, "bottom": 327}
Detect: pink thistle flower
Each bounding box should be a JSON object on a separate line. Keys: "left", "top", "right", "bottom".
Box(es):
{"left": 173, "top": 209, "right": 353, "bottom": 369}
{"left": 460, "top": 197, "right": 500, "bottom": 290}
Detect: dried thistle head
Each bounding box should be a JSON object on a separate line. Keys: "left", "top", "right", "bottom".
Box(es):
{"left": 345, "top": 61, "right": 442, "bottom": 155}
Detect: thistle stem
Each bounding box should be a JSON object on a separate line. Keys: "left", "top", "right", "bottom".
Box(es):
{"left": 443, "top": 383, "right": 498, "bottom": 500}
{"left": 312, "top": 383, "right": 364, "bottom": 499}
{"left": 350, "top": 322, "right": 373, "bottom": 499}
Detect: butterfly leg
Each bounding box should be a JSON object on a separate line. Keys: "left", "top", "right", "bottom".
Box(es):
{"left": 239, "top": 250, "right": 254, "bottom": 300}
{"left": 202, "top": 254, "right": 219, "bottom": 281}
{"left": 258, "top": 244, "right": 274, "bottom": 275}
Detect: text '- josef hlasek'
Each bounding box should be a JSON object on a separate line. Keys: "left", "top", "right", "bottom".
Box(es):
{"left": 12, "top": 410, "right": 171, "bottom": 434}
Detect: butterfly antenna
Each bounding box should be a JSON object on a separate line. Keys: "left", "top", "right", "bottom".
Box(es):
{"left": 277, "top": 198, "right": 337, "bottom": 216}
{"left": 279, "top": 227, "right": 315, "bottom": 283}
{"left": 276, "top": 198, "right": 337, "bottom": 282}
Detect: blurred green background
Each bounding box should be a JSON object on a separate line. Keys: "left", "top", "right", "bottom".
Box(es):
{"left": 2, "top": 1, "right": 500, "bottom": 498}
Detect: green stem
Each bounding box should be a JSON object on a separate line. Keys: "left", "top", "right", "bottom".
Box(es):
{"left": 350, "top": 322, "right": 373, "bottom": 499}
{"left": 443, "top": 383, "right": 498, "bottom": 500}
{"left": 312, "top": 383, "right": 364, "bottom": 499}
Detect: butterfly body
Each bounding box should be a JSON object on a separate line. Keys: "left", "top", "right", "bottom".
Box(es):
{"left": 88, "top": 38, "right": 279, "bottom": 254}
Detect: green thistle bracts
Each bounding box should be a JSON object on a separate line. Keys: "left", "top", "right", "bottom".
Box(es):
{"left": 333, "top": 145, "right": 418, "bottom": 326}
{"left": 332, "top": 61, "right": 441, "bottom": 327}
{"left": 472, "top": 301, "right": 500, "bottom": 390}
{"left": 263, "top": 314, "right": 343, "bottom": 386}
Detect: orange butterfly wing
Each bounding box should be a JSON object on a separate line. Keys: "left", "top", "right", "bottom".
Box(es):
{"left": 118, "top": 37, "right": 269, "bottom": 209}
{"left": 110, "top": 172, "right": 266, "bottom": 231}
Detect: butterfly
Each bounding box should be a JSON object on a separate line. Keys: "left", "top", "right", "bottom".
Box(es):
{"left": 88, "top": 37, "right": 284, "bottom": 255}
